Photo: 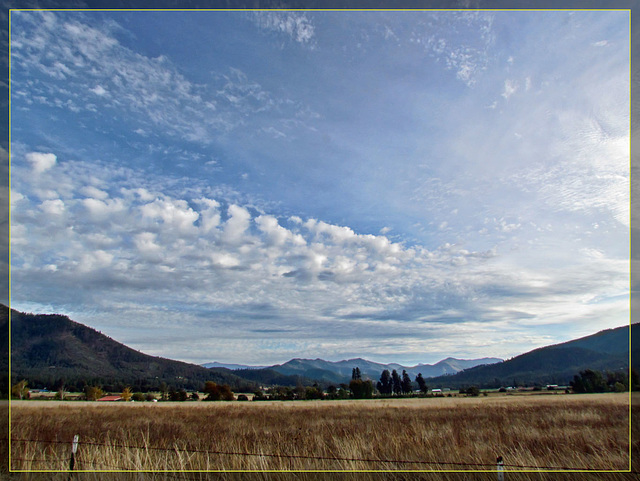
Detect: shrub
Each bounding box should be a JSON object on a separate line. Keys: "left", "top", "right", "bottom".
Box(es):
{"left": 465, "top": 386, "right": 480, "bottom": 397}
{"left": 305, "top": 386, "right": 324, "bottom": 400}
{"left": 237, "top": 394, "right": 249, "bottom": 401}
{"left": 614, "top": 382, "right": 626, "bottom": 392}
{"left": 132, "top": 392, "right": 146, "bottom": 402}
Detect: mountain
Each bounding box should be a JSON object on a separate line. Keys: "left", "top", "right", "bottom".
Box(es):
{"left": 204, "top": 356, "right": 503, "bottom": 385}
{"left": 201, "top": 362, "right": 268, "bottom": 370}
{"left": 424, "top": 325, "right": 634, "bottom": 389}
{"left": 4, "top": 305, "right": 259, "bottom": 392}
{"left": 6, "top": 303, "right": 633, "bottom": 393}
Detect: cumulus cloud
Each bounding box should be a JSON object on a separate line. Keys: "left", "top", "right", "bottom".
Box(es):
{"left": 10, "top": 150, "right": 629, "bottom": 364}
{"left": 222, "top": 204, "right": 251, "bottom": 244}
{"left": 40, "top": 198, "right": 65, "bottom": 215}
{"left": 25, "top": 152, "right": 57, "bottom": 174}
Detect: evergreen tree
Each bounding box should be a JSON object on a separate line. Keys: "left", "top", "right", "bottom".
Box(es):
{"left": 391, "top": 369, "right": 402, "bottom": 395}
{"left": 415, "top": 373, "right": 428, "bottom": 394}
{"left": 401, "top": 370, "right": 412, "bottom": 395}
{"left": 352, "top": 367, "right": 362, "bottom": 381}
{"left": 377, "top": 369, "right": 392, "bottom": 395}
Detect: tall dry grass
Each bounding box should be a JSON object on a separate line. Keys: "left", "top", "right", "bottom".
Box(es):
{"left": 7, "top": 393, "right": 635, "bottom": 481}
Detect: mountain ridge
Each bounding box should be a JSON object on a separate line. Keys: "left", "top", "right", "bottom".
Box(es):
{"left": 424, "top": 324, "right": 635, "bottom": 389}
{"left": 203, "top": 356, "right": 503, "bottom": 384}
{"left": 5, "top": 304, "right": 634, "bottom": 391}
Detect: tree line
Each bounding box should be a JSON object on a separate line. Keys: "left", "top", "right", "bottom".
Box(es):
{"left": 570, "top": 369, "right": 638, "bottom": 393}
{"left": 11, "top": 367, "right": 638, "bottom": 401}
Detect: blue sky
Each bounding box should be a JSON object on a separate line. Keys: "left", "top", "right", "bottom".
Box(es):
{"left": 9, "top": 9, "right": 630, "bottom": 366}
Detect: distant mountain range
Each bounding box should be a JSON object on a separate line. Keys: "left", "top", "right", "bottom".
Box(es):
{"left": 3, "top": 303, "right": 635, "bottom": 392}
{"left": 203, "top": 357, "right": 503, "bottom": 385}
{"left": 203, "top": 362, "right": 269, "bottom": 370}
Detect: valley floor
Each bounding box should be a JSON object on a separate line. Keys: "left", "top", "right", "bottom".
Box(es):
{"left": 4, "top": 393, "right": 638, "bottom": 480}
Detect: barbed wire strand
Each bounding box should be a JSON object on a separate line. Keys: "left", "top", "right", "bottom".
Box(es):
{"left": 7, "top": 437, "right": 633, "bottom": 472}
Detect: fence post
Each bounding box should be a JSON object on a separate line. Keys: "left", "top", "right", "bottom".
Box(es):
{"left": 69, "top": 434, "right": 79, "bottom": 474}
{"left": 497, "top": 456, "right": 504, "bottom": 481}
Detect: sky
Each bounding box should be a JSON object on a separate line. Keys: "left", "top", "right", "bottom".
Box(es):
{"left": 9, "top": 9, "right": 630, "bottom": 366}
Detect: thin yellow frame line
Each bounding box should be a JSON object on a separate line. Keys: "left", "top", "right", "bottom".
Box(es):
{"left": 8, "top": 6, "right": 12, "bottom": 473}
{"left": 11, "top": 469, "right": 632, "bottom": 473}
{"left": 7, "top": 8, "right": 634, "bottom": 12}
{"left": 628, "top": 7, "right": 633, "bottom": 474}
{"left": 6, "top": 7, "right": 634, "bottom": 475}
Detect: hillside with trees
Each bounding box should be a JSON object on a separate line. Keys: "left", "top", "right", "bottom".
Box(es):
{"left": 5, "top": 305, "right": 258, "bottom": 392}
{"left": 425, "top": 325, "right": 634, "bottom": 389}
{"left": 4, "top": 303, "right": 636, "bottom": 395}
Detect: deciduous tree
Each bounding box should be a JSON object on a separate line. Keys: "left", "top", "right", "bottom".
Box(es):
{"left": 121, "top": 387, "right": 133, "bottom": 402}
{"left": 204, "top": 381, "right": 234, "bottom": 401}
{"left": 85, "top": 386, "right": 104, "bottom": 401}
{"left": 12, "top": 380, "right": 29, "bottom": 400}
{"left": 349, "top": 379, "right": 373, "bottom": 399}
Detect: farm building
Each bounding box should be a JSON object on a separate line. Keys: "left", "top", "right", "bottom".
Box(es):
{"left": 97, "top": 395, "right": 123, "bottom": 402}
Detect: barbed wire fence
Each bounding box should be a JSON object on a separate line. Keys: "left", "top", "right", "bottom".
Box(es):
{"left": 6, "top": 436, "right": 636, "bottom": 478}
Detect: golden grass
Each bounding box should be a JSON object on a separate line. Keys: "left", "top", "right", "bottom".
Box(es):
{"left": 6, "top": 393, "right": 636, "bottom": 481}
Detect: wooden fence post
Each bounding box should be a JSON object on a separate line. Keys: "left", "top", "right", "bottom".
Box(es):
{"left": 497, "top": 456, "right": 504, "bottom": 481}
{"left": 69, "top": 434, "right": 79, "bottom": 474}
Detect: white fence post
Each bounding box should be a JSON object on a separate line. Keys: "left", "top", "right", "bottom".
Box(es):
{"left": 497, "top": 456, "right": 504, "bottom": 481}
{"left": 69, "top": 434, "right": 79, "bottom": 473}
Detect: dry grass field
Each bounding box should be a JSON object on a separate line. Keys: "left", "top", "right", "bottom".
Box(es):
{"left": 5, "top": 393, "right": 637, "bottom": 481}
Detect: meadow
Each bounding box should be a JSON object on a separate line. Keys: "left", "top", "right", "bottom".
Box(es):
{"left": 6, "top": 393, "right": 637, "bottom": 480}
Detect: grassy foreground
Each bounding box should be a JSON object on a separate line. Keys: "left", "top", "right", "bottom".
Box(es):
{"left": 5, "top": 393, "right": 636, "bottom": 480}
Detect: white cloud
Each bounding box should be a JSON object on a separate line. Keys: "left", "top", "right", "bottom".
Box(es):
{"left": 501, "top": 79, "right": 518, "bottom": 99}
{"left": 10, "top": 151, "right": 629, "bottom": 363}
{"left": 140, "top": 198, "right": 199, "bottom": 234}
{"left": 40, "top": 199, "right": 65, "bottom": 215}
{"left": 80, "top": 185, "right": 109, "bottom": 200}
{"left": 133, "top": 232, "right": 163, "bottom": 262}
{"left": 256, "top": 215, "right": 303, "bottom": 247}
{"left": 12, "top": 13, "right": 276, "bottom": 142}
{"left": 83, "top": 197, "right": 126, "bottom": 223}
{"left": 90, "top": 85, "right": 107, "bottom": 96}
{"left": 222, "top": 204, "right": 251, "bottom": 244}
{"left": 252, "top": 11, "right": 316, "bottom": 45}
{"left": 25, "top": 152, "right": 57, "bottom": 174}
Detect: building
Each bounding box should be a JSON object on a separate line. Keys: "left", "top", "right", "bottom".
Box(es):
{"left": 97, "top": 395, "right": 123, "bottom": 402}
